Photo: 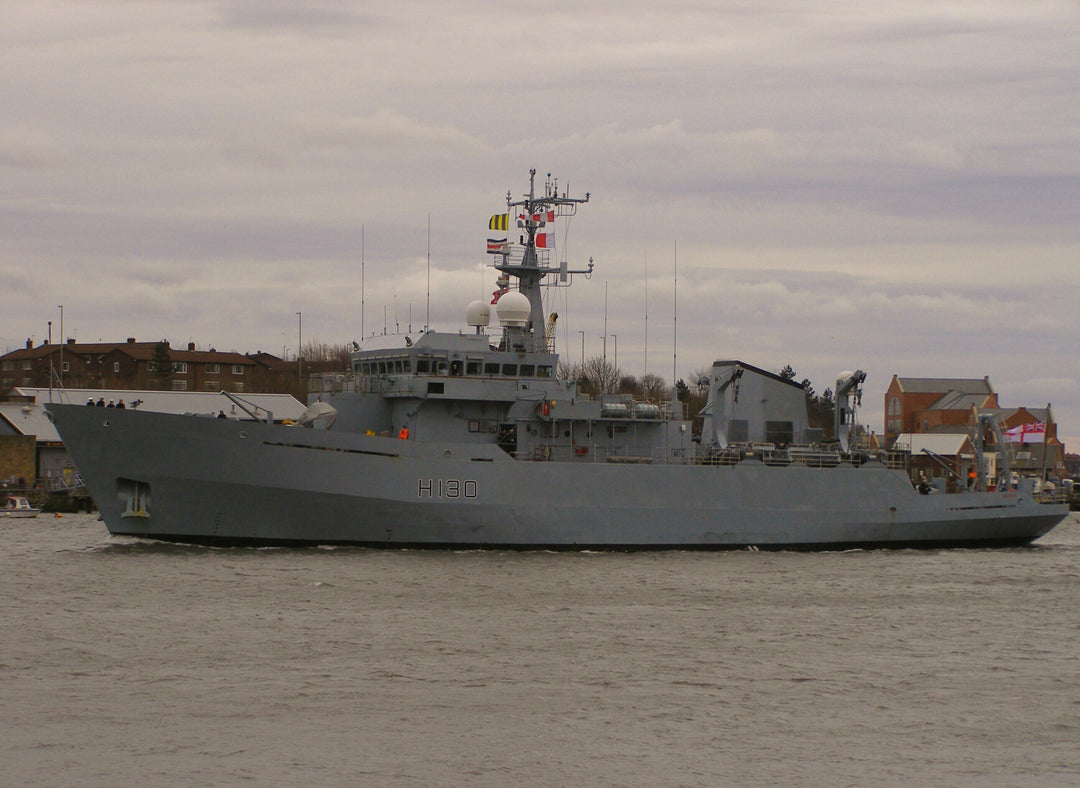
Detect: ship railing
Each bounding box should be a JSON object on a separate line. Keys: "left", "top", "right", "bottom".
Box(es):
{"left": 1033, "top": 485, "right": 1069, "bottom": 505}
{"left": 43, "top": 472, "right": 85, "bottom": 492}
{"left": 490, "top": 246, "right": 555, "bottom": 272}
{"left": 696, "top": 444, "right": 909, "bottom": 470}
{"left": 309, "top": 372, "right": 376, "bottom": 394}
{"left": 310, "top": 373, "right": 400, "bottom": 395}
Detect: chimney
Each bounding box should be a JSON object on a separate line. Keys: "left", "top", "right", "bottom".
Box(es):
{"left": 127, "top": 337, "right": 136, "bottom": 344}
{"left": 25, "top": 338, "right": 32, "bottom": 349}
{"left": 188, "top": 342, "right": 196, "bottom": 351}
{"left": 67, "top": 338, "right": 75, "bottom": 345}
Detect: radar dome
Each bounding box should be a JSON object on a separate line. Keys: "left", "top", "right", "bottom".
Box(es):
{"left": 495, "top": 291, "right": 531, "bottom": 327}
{"left": 466, "top": 300, "right": 491, "bottom": 327}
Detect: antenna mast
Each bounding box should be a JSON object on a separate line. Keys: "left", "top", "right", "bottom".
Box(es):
{"left": 361, "top": 224, "right": 365, "bottom": 339}
{"left": 495, "top": 169, "right": 593, "bottom": 352}
{"left": 672, "top": 240, "right": 677, "bottom": 392}
{"left": 644, "top": 247, "right": 648, "bottom": 378}
{"left": 426, "top": 213, "right": 431, "bottom": 331}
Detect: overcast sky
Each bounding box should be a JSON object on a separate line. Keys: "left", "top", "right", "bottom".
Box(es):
{"left": 3, "top": 1, "right": 1079, "bottom": 447}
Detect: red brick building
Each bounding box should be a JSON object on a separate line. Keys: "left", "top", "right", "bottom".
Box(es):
{"left": 1, "top": 338, "right": 298, "bottom": 396}
{"left": 883, "top": 375, "right": 998, "bottom": 447}
{"left": 884, "top": 375, "right": 1065, "bottom": 479}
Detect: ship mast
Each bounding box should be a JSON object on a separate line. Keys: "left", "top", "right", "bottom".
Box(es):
{"left": 494, "top": 169, "right": 592, "bottom": 352}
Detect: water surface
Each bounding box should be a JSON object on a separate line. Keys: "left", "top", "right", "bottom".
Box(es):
{"left": 3, "top": 513, "right": 1079, "bottom": 786}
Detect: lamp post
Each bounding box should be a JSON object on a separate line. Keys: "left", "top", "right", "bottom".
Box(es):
{"left": 58, "top": 304, "right": 64, "bottom": 385}
{"left": 578, "top": 330, "right": 585, "bottom": 366}
{"left": 602, "top": 281, "right": 608, "bottom": 365}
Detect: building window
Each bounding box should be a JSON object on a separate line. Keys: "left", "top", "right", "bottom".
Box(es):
{"left": 172, "top": 380, "right": 187, "bottom": 391}
{"left": 114, "top": 362, "right": 120, "bottom": 373}
{"left": 205, "top": 381, "right": 220, "bottom": 391}
{"left": 233, "top": 382, "right": 244, "bottom": 393}
{"left": 174, "top": 362, "right": 187, "bottom": 374}
{"left": 22, "top": 361, "right": 31, "bottom": 370}
{"left": 1, "top": 361, "right": 12, "bottom": 371}
{"left": 232, "top": 365, "right": 244, "bottom": 375}
{"left": 888, "top": 397, "right": 900, "bottom": 415}
{"left": 206, "top": 363, "right": 220, "bottom": 374}
{"left": 62, "top": 362, "right": 70, "bottom": 373}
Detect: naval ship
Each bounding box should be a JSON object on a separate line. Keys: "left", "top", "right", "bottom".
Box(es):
{"left": 46, "top": 171, "right": 1068, "bottom": 548}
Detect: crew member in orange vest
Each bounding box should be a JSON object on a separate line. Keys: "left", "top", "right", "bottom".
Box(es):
{"left": 399, "top": 426, "right": 409, "bottom": 440}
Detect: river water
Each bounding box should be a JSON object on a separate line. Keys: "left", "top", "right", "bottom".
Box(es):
{"left": 3, "top": 512, "right": 1079, "bottom": 787}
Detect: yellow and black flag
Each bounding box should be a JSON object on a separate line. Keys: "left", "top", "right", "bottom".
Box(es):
{"left": 488, "top": 213, "right": 509, "bottom": 231}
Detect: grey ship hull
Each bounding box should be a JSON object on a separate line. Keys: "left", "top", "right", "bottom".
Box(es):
{"left": 48, "top": 404, "right": 1067, "bottom": 549}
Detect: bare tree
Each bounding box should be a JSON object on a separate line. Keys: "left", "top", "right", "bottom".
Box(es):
{"left": 639, "top": 372, "right": 668, "bottom": 401}
{"left": 557, "top": 360, "right": 580, "bottom": 382}
{"left": 617, "top": 374, "right": 643, "bottom": 397}
{"left": 579, "top": 355, "right": 620, "bottom": 397}
{"left": 300, "top": 341, "right": 353, "bottom": 375}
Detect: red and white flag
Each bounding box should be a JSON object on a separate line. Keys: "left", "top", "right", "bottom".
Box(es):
{"left": 517, "top": 211, "right": 555, "bottom": 226}
{"left": 535, "top": 232, "right": 554, "bottom": 249}
{"left": 1004, "top": 421, "right": 1046, "bottom": 443}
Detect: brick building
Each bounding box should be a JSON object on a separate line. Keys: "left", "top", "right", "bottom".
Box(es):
{"left": 884, "top": 375, "right": 1065, "bottom": 479}
{"left": 883, "top": 375, "right": 998, "bottom": 447}
{"left": 1, "top": 338, "right": 298, "bottom": 396}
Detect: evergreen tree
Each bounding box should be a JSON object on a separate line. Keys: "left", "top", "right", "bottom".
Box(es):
{"left": 150, "top": 342, "right": 174, "bottom": 379}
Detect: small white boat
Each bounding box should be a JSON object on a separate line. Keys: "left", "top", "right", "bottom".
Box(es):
{"left": 1, "top": 495, "right": 40, "bottom": 518}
